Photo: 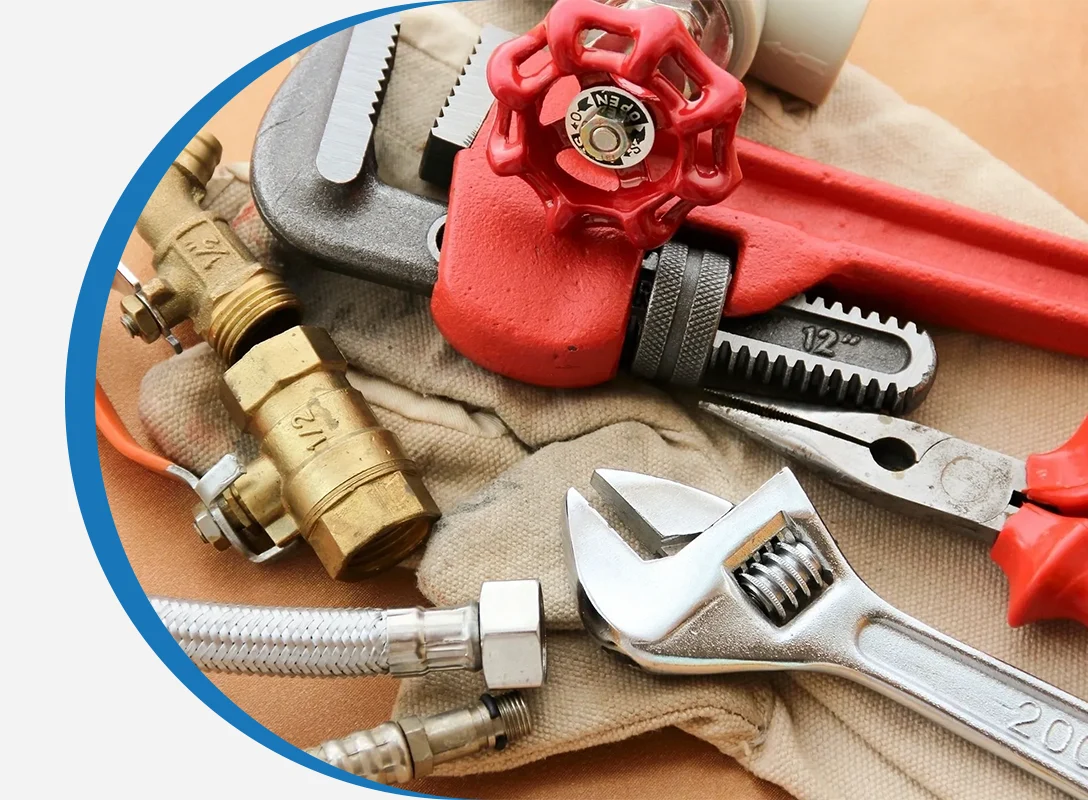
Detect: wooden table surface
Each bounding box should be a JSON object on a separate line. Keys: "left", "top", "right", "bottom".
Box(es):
{"left": 96, "top": 1, "right": 1088, "bottom": 797}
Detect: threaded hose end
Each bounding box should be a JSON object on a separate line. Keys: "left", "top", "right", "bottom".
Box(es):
{"left": 176, "top": 129, "right": 223, "bottom": 188}
{"left": 493, "top": 691, "right": 533, "bottom": 741}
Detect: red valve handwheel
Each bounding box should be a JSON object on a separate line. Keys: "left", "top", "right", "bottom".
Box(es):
{"left": 486, "top": 0, "right": 747, "bottom": 249}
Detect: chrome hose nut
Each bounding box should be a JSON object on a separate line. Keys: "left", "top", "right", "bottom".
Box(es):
{"left": 479, "top": 580, "right": 546, "bottom": 690}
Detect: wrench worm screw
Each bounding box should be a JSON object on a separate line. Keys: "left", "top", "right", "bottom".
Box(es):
{"left": 735, "top": 531, "right": 828, "bottom": 624}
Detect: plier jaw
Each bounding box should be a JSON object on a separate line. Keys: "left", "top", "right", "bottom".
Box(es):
{"left": 699, "top": 391, "right": 1026, "bottom": 542}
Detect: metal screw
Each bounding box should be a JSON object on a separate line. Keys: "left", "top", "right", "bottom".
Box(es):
{"left": 581, "top": 109, "right": 631, "bottom": 163}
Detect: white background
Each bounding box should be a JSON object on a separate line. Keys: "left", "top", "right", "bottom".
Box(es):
{"left": 5, "top": 2, "right": 414, "bottom": 796}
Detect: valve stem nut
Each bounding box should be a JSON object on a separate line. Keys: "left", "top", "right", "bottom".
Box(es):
{"left": 581, "top": 108, "right": 631, "bottom": 163}
{"left": 119, "top": 294, "right": 160, "bottom": 343}
{"left": 566, "top": 86, "right": 655, "bottom": 170}
{"left": 191, "top": 512, "right": 231, "bottom": 551}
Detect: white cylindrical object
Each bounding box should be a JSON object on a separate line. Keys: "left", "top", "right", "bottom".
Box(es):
{"left": 745, "top": 0, "right": 871, "bottom": 104}
{"left": 723, "top": 0, "right": 769, "bottom": 77}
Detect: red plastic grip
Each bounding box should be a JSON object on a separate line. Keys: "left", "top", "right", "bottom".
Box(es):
{"left": 1026, "top": 416, "right": 1088, "bottom": 516}
{"left": 991, "top": 504, "right": 1088, "bottom": 628}
{"left": 486, "top": 0, "right": 745, "bottom": 248}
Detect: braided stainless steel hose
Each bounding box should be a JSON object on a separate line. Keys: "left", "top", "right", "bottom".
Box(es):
{"left": 308, "top": 691, "right": 532, "bottom": 784}
{"left": 151, "top": 580, "right": 545, "bottom": 688}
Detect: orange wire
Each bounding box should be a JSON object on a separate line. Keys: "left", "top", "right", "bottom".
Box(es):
{"left": 95, "top": 380, "right": 176, "bottom": 477}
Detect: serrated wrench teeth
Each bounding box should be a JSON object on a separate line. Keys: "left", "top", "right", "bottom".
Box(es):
{"left": 420, "top": 24, "right": 515, "bottom": 187}
{"left": 316, "top": 16, "right": 400, "bottom": 184}
{"left": 708, "top": 293, "right": 938, "bottom": 414}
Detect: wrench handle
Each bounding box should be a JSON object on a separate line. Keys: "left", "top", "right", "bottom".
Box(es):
{"left": 851, "top": 611, "right": 1088, "bottom": 798}
{"left": 691, "top": 139, "right": 1088, "bottom": 359}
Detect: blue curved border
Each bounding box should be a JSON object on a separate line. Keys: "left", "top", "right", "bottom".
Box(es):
{"left": 65, "top": 6, "right": 458, "bottom": 794}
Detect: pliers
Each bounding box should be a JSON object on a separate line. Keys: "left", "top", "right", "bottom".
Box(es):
{"left": 701, "top": 393, "right": 1088, "bottom": 628}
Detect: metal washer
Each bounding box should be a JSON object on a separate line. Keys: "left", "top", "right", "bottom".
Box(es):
{"left": 565, "top": 86, "right": 656, "bottom": 169}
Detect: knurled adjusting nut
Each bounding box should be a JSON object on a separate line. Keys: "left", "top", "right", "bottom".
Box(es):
{"left": 479, "top": 580, "right": 546, "bottom": 689}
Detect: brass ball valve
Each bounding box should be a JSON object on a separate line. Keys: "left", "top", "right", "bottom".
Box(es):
{"left": 206, "top": 326, "right": 441, "bottom": 579}
{"left": 104, "top": 130, "right": 442, "bottom": 579}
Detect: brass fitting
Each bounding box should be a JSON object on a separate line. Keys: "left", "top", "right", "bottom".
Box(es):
{"left": 123, "top": 129, "right": 301, "bottom": 364}
{"left": 212, "top": 325, "right": 440, "bottom": 579}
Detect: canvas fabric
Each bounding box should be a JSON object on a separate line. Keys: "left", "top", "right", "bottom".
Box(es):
{"left": 137, "top": 3, "right": 1088, "bottom": 798}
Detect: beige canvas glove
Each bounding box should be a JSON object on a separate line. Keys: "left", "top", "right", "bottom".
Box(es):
{"left": 137, "top": 3, "right": 1088, "bottom": 798}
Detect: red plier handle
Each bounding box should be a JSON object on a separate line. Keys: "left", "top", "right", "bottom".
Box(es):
{"left": 991, "top": 417, "right": 1088, "bottom": 627}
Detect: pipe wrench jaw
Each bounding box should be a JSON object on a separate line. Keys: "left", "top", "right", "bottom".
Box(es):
{"left": 564, "top": 469, "right": 860, "bottom": 673}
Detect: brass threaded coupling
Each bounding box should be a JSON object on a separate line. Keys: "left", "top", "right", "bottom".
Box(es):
{"left": 308, "top": 692, "right": 533, "bottom": 784}
{"left": 123, "top": 129, "right": 301, "bottom": 364}
{"left": 211, "top": 325, "right": 440, "bottom": 579}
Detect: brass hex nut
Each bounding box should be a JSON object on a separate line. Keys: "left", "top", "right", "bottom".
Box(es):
{"left": 399, "top": 715, "right": 435, "bottom": 778}
{"left": 308, "top": 471, "right": 439, "bottom": 580}
{"left": 220, "top": 326, "right": 346, "bottom": 430}
{"left": 120, "top": 295, "right": 160, "bottom": 342}
{"left": 478, "top": 580, "right": 546, "bottom": 689}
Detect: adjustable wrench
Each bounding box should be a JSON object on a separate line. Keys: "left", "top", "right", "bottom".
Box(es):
{"left": 564, "top": 468, "right": 1088, "bottom": 798}
{"left": 252, "top": 19, "right": 936, "bottom": 411}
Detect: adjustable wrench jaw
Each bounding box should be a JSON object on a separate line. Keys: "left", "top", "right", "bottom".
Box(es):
{"left": 588, "top": 469, "right": 733, "bottom": 556}
{"left": 564, "top": 469, "right": 884, "bottom": 674}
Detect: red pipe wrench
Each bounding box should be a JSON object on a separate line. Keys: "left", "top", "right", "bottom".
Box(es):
{"left": 434, "top": 102, "right": 1088, "bottom": 389}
